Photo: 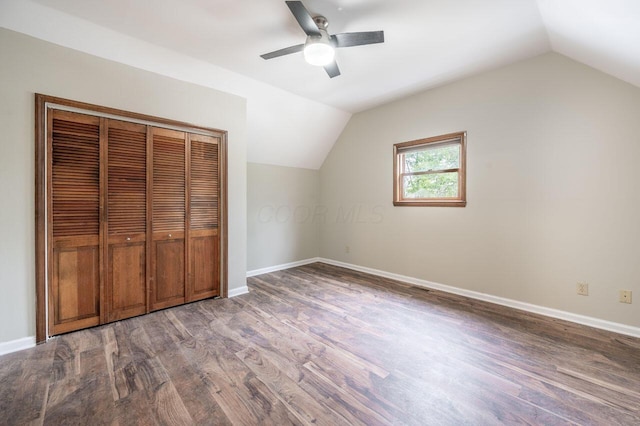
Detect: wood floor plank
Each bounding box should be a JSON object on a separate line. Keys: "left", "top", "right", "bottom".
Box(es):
{"left": 178, "top": 337, "right": 292, "bottom": 425}
{"left": 236, "top": 346, "right": 352, "bottom": 426}
{"left": 245, "top": 285, "right": 390, "bottom": 378}
{"left": 6, "top": 362, "right": 49, "bottom": 424}
{"left": 2, "top": 262, "right": 640, "bottom": 424}
{"left": 4, "top": 341, "right": 57, "bottom": 425}
{"left": 111, "top": 391, "right": 158, "bottom": 426}
{"left": 136, "top": 356, "right": 195, "bottom": 425}
{"left": 103, "top": 326, "right": 131, "bottom": 401}
{"left": 215, "top": 308, "right": 391, "bottom": 425}
{"left": 44, "top": 373, "right": 116, "bottom": 425}
{"left": 156, "top": 348, "right": 232, "bottom": 426}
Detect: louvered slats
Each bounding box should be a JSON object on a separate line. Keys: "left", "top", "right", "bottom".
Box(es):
{"left": 51, "top": 115, "right": 100, "bottom": 238}
{"left": 108, "top": 123, "right": 146, "bottom": 235}
{"left": 47, "top": 105, "right": 222, "bottom": 334}
{"left": 49, "top": 111, "right": 102, "bottom": 335}
{"left": 190, "top": 138, "right": 218, "bottom": 230}
{"left": 153, "top": 134, "right": 185, "bottom": 233}
{"left": 106, "top": 121, "right": 148, "bottom": 322}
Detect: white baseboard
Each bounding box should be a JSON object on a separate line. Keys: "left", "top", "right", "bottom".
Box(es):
{"left": 228, "top": 286, "right": 249, "bottom": 298}
{"left": 0, "top": 336, "right": 36, "bottom": 356}
{"left": 318, "top": 258, "right": 640, "bottom": 339}
{"left": 246, "top": 257, "right": 321, "bottom": 278}
{"left": 3, "top": 260, "right": 636, "bottom": 357}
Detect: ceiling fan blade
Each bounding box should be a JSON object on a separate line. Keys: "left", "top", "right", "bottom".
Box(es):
{"left": 332, "top": 31, "right": 384, "bottom": 48}
{"left": 286, "top": 1, "right": 321, "bottom": 37}
{"left": 261, "top": 44, "right": 305, "bottom": 60}
{"left": 324, "top": 61, "right": 341, "bottom": 78}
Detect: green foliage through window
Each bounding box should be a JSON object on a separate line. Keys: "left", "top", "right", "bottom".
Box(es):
{"left": 393, "top": 132, "right": 466, "bottom": 206}
{"left": 403, "top": 172, "right": 458, "bottom": 198}
{"left": 403, "top": 144, "right": 459, "bottom": 173}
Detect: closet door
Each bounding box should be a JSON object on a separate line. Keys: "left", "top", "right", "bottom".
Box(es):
{"left": 150, "top": 128, "right": 186, "bottom": 310}
{"left": 48, "top": 110, "right": 102, "bottom": 335}
{"left": 105, "top": 120, "right": 148, "bottom": 321}
{"left": 187, "top": 134, "right": 220, "bottom": 302}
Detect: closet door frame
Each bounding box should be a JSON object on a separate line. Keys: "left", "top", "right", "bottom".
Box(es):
{"left": 35, "top": 94, "right": 228, "bottom": 343}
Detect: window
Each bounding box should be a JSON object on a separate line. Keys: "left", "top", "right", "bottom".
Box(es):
{"left": 393, "top": 131, "right": 466, "bottom": 207}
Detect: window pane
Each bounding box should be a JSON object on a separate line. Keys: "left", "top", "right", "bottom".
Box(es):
{"left": 403, "top": 144, "right": 459, "bottom": 173}
{"left": 403, "top": 172, "right": 459, "bottom": 199}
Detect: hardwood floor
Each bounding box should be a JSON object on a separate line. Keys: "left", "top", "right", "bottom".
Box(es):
{"left": 2, "top": 262, "right": 640, "bottom": 425}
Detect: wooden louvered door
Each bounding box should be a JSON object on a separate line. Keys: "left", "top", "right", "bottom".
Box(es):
{"left": 38, "top": 94, "right": 227, "bottom": 340}
{"left": 187, "top": 134, "right": 220, "bottom": 302}
{"left": 48, "top": 110, "right": 102, "bottom": 335}
{"left": 150, "top": 128, "right": 187, "bottom": 311}
{"left": 105, "top": 120, "right": 148, "bottom": 322}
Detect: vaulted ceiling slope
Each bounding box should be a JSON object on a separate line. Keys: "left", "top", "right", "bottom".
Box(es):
{"left": 2, "top": 0, "right": 639, "bottom": 170}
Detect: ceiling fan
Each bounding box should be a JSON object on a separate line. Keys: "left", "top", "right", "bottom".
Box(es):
{"left": 261, "top": 1, "right": 384, "bottom": 78}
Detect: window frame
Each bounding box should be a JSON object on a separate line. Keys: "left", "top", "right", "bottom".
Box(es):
{"left": 393, "top": 131, "right": 467, "bottom": 207}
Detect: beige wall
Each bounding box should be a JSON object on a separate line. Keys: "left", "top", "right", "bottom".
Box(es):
{"left": 0, "top": 29, "right": 247, "bottom": 344}
{"left": 320, "top": 52, "right": 640, "bottom": 328}
{"left": 247, "top": 163, "right": 320, "bottom": 271}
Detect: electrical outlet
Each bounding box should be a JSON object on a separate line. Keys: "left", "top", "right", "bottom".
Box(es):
{"left": 345, "top": 245, "right": 350, "bottom": 254}
{"left": 576, "top": 282, "right": 589, "bottom": 296}
{"left": 619, "top": 290, "right": 632, "bottom": 304}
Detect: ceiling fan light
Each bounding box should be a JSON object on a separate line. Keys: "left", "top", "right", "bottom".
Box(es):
{"left": 303, "top": 40, "right": 335, "bottom": 66}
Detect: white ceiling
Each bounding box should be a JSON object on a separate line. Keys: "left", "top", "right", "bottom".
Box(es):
{"left": 2, "top": 0, "right": 639, "bottom": 169}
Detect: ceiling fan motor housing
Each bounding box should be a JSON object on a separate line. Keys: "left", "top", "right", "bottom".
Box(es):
{"left": 313, "top": 15, "right": 329, "bottom": 30}
{"left": 304, "top": 16, "right": 335, "bottom": 66}
{"left": 260, "top": 1, "right": 385, "bottom": 78}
